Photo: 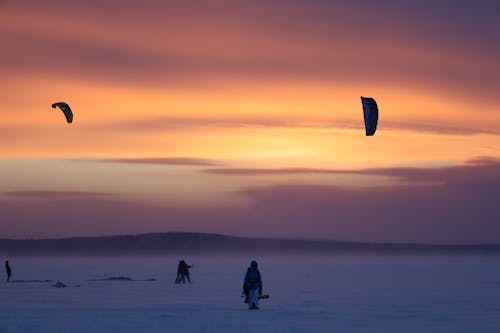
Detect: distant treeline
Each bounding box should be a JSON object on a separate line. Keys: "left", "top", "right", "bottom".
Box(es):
{"left": 0, "top": 232, "right": 499, "bottom": 256}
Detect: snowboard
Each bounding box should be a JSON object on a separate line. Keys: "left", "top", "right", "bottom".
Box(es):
{"left": 241, "top": 294, "right": 270, "bottom": 303}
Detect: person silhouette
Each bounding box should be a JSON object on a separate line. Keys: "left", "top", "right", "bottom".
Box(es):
{"left": 5, "top": 260, "right": 11, "bottom": 282}
{"left": 175, "top": 260, "right": 192, "bottom": 284}
{"left": 243, "top": 260, "right": 263, "bottom": 310}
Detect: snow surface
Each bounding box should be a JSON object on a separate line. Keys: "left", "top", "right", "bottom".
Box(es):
{"left": 0, "top": 255, "right": 499, "bottom": 332}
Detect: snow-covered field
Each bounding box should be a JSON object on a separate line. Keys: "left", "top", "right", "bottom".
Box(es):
{"left": 0, "top": 255, "right": 499, "bottom": 333}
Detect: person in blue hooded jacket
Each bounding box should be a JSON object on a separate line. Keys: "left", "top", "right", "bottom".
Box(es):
{"left": 243, "top": 260, "right": 263, "bottom": 310}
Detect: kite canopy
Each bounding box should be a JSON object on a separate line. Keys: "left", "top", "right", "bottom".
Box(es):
{"left": 51, "top": 102, "right": 73, "bottom": 123}
{"left": 360, "top": 96, "right": 378, "bottom": 136}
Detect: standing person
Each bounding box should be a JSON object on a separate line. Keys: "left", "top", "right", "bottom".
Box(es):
{"left": 175, "top": 260, "right": 182, "bottom": 283}
{"left": 5, "top": 260, "right": 11, "bottom": 282}
{"left": 175, "top": 260, "right": 192, "bottom": 284}
{"left": 243, "top": 260, "right": 263, "bottom": 310}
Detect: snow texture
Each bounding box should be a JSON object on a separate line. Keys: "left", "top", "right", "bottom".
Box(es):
{"left": 0, "top": 256, "right": 499, "bottom": 332}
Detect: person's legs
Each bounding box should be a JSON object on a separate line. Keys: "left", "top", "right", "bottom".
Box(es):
{"left": 186, "top": 273, "right": 191, "bottom": 283}
{"left": 248, "top": 289, "right": 259, "bottom": 309}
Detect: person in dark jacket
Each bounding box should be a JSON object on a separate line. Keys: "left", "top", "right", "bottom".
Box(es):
{"left": 175, "top": 260, "right": 192, "bottom": 284}
{"left": 243, "top": 260, "right": 262, "bottom": 310}
{"left": 5, "top": 260, "right": 11, "bottom": 282}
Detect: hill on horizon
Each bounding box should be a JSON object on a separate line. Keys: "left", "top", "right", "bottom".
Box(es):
{"left": 1, "top": 232, "right": 500, "bottom": 256}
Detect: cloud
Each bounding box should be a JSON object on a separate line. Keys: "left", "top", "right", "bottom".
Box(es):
{"left": 205, "top": 157, "right": 500, "bottom": 180}
{"left": 93, "top": 157, "right": 219, "bottom": 166}
{"left": 1, "top": 190, "right": 114, "bottom": 199}
{"left": 92, "top": 116, "right": 500, "bottom": 136}
{"left": 380, "top": 120, "right": 500, "bottom": 136}
{"left": 232, "top": 157, "right": 500, "bottom": 244}
{"left": 205, "top": 167, "right": 347, "bottom": 176}
{"left": 464, "top": 156, "right": 500, "bottom": 165}
{"left": 1, "top": 1, "right": 498, "bottom": 102}
{"left": 1, "top": 157, "right": 499, "bottom": 243}
{"left": 0, "top": 196, "right": 245, "bottom": 240}
{"left": 92, "top": 117, "right": 298, "bottom": 132}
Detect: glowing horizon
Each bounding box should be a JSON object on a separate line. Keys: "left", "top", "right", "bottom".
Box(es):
{"left": 1, "top": 0, "right": 499, "bottom": 242}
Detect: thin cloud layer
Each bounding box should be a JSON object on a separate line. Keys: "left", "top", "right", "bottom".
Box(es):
{"left": 232, "top": 157, "right": 500, "bottom": 243}
{"left": 94, "top": 116, "right": 500, "bottom": 136}
{"left": 1, "top": 190, "right": 114, "bottom": 199}
{"left": 1, "top": 1, "right": 498, "bottom": 101}
{"left": 205, "top": 157, "right": 500, "bottom": 180}
{"left": 95, "top": 157, "right": 219, "bottom": 166}
{"left": 1, "top": 1, "right": 499, "bottom": 241}
{"left": 1, "top": 158, "right": 499, "bottom": 243}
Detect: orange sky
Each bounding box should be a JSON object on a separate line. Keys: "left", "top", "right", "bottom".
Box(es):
{"left": 1, "top": 1, "right": 499, "bottom": 241}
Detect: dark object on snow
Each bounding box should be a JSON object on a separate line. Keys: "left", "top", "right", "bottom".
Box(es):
{"left": 90, "top": 276, "right": 156, "bottom": 282}
{"left": 102, "top": 276, "right": 132, "bottom": 281}
{"left": 5, "top": 260, "right": 11, "bottom": 282}
{"left": 360, "top": 96, "right": 378, "bottom": 136}
{"left": 10, "top": 279, "right": 52, "bottom": 283}
{"left": 175, "top": 260, "right": 192, "bottom": 284}
{"left": 52, "top": 281, "right": 67, "bottom": 288}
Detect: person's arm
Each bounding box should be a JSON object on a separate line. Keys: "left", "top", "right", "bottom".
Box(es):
{"left": 243, "top": 271, "right": 249, "bottom": 290}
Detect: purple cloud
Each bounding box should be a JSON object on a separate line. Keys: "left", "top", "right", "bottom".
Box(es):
{"left": 1, "top": 157, "right": 499, "bottom": 243}
{"left": 205, "top": 157, "right": 500, "bottom": 182}
{"left": 2, "top": 1, "right": 499, "bottom": 101}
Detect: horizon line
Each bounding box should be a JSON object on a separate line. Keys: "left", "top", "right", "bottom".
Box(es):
{"left": 2, "top": 231, "right": 500, "bottom": 247}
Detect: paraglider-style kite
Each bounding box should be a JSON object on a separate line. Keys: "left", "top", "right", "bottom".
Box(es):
{"left": 360, "top": 96, "right": 378, "bottom": 136}
{"left": 51, "top": 102, "right": 73, "bottom": 123}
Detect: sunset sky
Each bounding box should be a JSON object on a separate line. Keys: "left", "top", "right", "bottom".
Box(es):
{"left": 1, "top": 0, "right": 499, "bottom": 243}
